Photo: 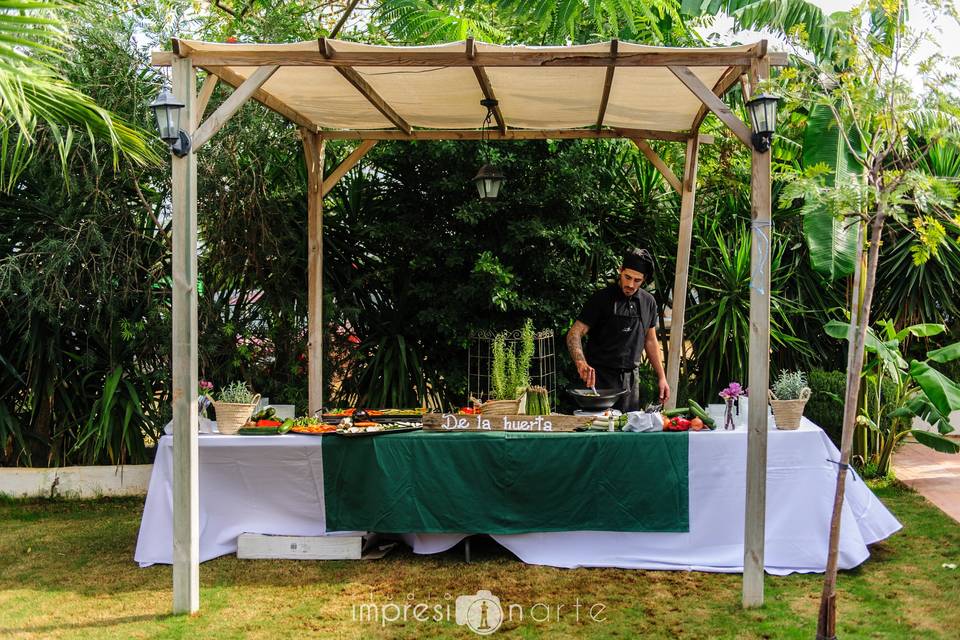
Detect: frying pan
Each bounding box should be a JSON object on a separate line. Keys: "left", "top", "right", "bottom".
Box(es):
{"left": 566, "top": 386, "right": 628, "bottom": 411}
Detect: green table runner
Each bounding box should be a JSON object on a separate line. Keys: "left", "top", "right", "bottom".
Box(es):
{"left": 322, "top": 431, "right": 689, "bottom": 534}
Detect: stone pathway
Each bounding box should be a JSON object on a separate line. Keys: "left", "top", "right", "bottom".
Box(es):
{"left": 893, "top": 439, "right": 960, "bottom": 523}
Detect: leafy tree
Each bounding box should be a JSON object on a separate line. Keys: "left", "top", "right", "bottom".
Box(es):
{"left": 0, "top": 1, "right": 157, "bottom": 187}
{"left": 773, "top": 1, "right": 960, "bottom": 635}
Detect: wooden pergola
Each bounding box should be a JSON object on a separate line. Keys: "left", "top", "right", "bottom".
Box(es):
{"left": 152, "top": 37, "right": 787, "bottom": 615}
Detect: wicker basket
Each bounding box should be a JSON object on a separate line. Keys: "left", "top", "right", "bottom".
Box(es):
{"left": 480, "top": 392, "right": 527, "bottom": 415}
{"left": 210, "top": 393, "right": 261, "bottom": 435}
{"left": 768, "top": 387, "right": 810, "bottom": 430}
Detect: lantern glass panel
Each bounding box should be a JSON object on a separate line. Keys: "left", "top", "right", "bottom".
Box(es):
{"left": 762, "top": 99, "right": 778, "bottom": 133}
{"left": 159, "top": 106, "right": 180, "bottom": 142}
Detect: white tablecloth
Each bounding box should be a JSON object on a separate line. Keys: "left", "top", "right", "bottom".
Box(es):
{"left": 135, "top": 420, "right": 901, "bottom": 574}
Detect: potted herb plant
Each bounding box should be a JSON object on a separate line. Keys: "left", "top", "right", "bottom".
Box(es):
{"left": 210, "top": 381, "right": 261, "bottom": 435}
{"left": 769, "top": 370, "right": 811, "bottom": 430}
{"left": 484, "top": 319, "right": 534, "bottom": 415}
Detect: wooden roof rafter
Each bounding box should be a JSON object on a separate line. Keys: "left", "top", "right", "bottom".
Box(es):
{"left": 319, "top": 37, "right": 412, "bottom": 135}
{"left": 595, "top": 39, "right": 618, "bottom": 130}
{"left": 466, "top": 37, "right": 506, "bottom": 134}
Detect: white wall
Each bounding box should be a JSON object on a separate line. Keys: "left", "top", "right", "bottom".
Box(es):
{"left": 0, "top": 465, "right": 152, "bottom": 499}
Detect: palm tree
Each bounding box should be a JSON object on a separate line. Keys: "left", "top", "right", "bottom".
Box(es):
{"left": 0, "top": 1, "right": 157, "bottom": 190}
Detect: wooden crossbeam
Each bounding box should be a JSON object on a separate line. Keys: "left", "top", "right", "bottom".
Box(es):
{"left": 630, "top": 138, "right": 681, "bottom": 193}
{"left": 204, "top": 65, "right": 317, "bottom": 132}
{"left": 194, "top": 74, "right": 219, "bottom": 130}
{"left": 193, "top": 65, "right": 279, "bottom": 149}
{"left": 321, "top": 140, "right": 377, "bottom": 197}
{"left": 320, "top": 38, "right": 412, "bottom": 135}
{"left": 690, "top": 64, "right": 745, "bottom": 134}
{"left": 596, "top": 39, "right": 618, "bottom": 130}
{"left": 467, "top": 37, "right": 506, "bottom": 134}
{"left": 670, "top": 65, "right": 752, "bottom": 147}
{"left": 154, "top": 47, "right": 789, "bottom": 68}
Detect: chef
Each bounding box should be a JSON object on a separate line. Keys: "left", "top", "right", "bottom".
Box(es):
{"left": 565, "top": 248, "right": 670, "bottom": 412}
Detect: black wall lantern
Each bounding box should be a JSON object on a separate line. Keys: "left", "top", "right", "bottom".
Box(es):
{"left": 149, "top": 88, "right": 191, "bottom": 157}
{"left": 745, "top": 93, "right": 780, "bottom": 153}
{"left": 473, "top": 98, "right": 505, "bottom": 200}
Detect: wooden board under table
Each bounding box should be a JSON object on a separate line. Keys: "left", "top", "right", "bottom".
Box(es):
{"left": 421, "top": 413, "right": 593, "bottom": 433}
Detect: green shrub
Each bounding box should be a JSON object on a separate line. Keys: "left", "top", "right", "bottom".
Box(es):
{"left": 806, "top": 369, "right": 847, "bottom": 447}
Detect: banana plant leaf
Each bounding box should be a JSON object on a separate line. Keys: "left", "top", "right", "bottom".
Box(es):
{"left": 801, "top": 104, "right": 861, "bottom": 281}
{"left": 905, "top": 395, "right": 956, "bottom": 436}
{"left": 927, "top": 342, "right": 960, "bottom": 364}
{"left": 910, "top": 429, "right": 960, "bottom": 454}
{"left": 909, "top": 360, "right": 960, "bottom": 417}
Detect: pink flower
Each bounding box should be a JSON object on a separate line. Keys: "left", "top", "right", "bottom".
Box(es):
{"left": 719, "top": 381, "right": 745, "bottom": 400}
{"left": 199, "top": 380, "right": 214, "bottom": 392}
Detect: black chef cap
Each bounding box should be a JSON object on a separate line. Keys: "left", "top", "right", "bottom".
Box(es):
{"left": 623, "top": 248, "right": 654, "bottom": 279}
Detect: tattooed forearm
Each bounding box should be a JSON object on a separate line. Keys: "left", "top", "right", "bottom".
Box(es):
{"left": 566, "top": 321, "right": 588, "bottom": 363}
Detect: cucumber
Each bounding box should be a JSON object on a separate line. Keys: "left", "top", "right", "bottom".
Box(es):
{"left": 278, "top": 418, "right": 294, "bottom": 434}
{"left": 663, "top": 407, "right": 689, "bottom": 418}
{"left": 688, "top": 400, "right": 715, "bottom": 426}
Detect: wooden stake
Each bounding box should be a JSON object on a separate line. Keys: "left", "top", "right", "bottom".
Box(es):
{"left": 171, "top": 56, "right": 199, "bottom": 615}
{"left": 664, "top": 137, "right": 699, "bottom": 409}
{"left": 743, "top": 55, "right": 771, "bottom": 609}
{"left": 303, "top": 131, "right": 326, "bottom": 416}
{"left": 817, "top": 216, "right": 869, "bottom": 639}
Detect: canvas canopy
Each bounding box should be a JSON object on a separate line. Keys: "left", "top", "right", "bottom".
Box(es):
{"left": 164, "top": 38, "right": 783, "bottom": 137}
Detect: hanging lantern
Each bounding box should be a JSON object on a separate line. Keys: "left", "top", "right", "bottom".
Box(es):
{"left": 473, "top": 98, "right": 505, "bottom": 200}
{"left": 473, "top": 163, "right": 506, "bottom": 200}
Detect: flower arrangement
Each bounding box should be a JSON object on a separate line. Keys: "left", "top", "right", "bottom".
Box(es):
{"left": 719, "top": 381, "right": 746, "bottom": 430}
{"left": 719, "top": 381, "right": 746, "bottom": 401}
{"left": 199, "top": 379, "right": 214, "bottom": 394}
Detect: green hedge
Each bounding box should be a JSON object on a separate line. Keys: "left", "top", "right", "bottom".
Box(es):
{"left": 806, "top": 369, "right": 847, "bottom": 447}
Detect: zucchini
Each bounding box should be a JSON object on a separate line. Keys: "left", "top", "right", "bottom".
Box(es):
{"left": 688, "top": 400, "right": 715, "bottom": 426}
{"left": 663, "top": 407, "right": 689, "bottom": 418}
{"left": 278, "top": 418, "right": 294, "bottom": 434}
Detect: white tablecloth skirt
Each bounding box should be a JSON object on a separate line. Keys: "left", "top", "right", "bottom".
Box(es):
{"left": 135, "top": 419, "right": 900, "bottom": 574}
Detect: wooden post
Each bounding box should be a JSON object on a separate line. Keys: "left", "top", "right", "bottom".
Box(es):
{"left": 303, "top": 131, "right": 325, "bottom": 416}
{"left": 664, "top": 136, "right": 699, "bottom": 409}
{"left": 743, "top": 54, "right": 772, "bottom": 608}
{"left": 170, "top": 55, "right": 199, "bottom": 615}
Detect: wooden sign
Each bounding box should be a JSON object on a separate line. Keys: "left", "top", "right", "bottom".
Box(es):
{"left": 421, "top": 413, "right": 593, "bottom": 433}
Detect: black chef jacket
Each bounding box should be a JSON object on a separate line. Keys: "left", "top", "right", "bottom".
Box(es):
{"left": 576, "top": 283, "right": 658, "bottom": 372}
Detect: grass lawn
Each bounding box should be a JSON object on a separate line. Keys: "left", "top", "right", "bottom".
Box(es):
{"left": 1, "top": 482, "right": 958, "bottom": 639}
